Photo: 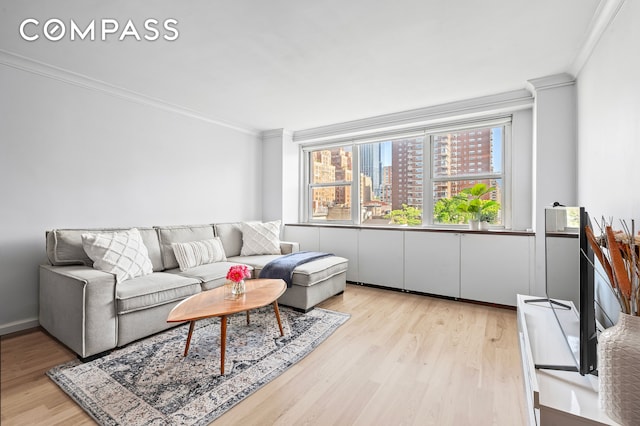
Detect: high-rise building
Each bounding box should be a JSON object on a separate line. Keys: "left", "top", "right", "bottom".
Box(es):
{"left": 332, "top": 148, "right": 352, "bottom": 206}
{"left": 432, "top": 128, "right": 496, "bottom": 202}
{"left": 311, "top": 150, "right": 336, "bottom": 216}
{"left": 360, "top": 143, "right": 383, "bottom": 198}
{"left": 382, "top": 165, "right": 392, "bottom": 204}
{"left": 360, "top": 173, "right": 373, "bottom": 204}
{"left": 391, "top": 137, "right": 424, "bottom": 210}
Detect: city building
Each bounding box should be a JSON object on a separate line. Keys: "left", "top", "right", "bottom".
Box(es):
{"left": 360, "top": 142, "right": 383, "bottom": 198}
{"left": 432, "top": 128, "right": 497, "bottom": 202}
{"left": 391, "top": 137, "right": 424, "bottom": 211}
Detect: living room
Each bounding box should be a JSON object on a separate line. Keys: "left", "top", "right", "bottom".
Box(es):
{"left": 1, "top": 0, "right": 638, "bottom": 424}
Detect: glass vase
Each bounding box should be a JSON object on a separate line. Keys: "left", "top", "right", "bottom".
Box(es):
{"left": 598, "top": 312, "right": 640, "bottom": 425}
{"left": 231, "top": 279, "right": 245, "bottom": 296}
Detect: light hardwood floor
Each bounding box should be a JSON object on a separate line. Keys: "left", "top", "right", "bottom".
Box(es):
{"left": 1, "top": 284, "right": 527, "bottom": 425}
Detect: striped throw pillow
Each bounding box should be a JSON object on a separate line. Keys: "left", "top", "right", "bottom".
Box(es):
{"left": 171, "top": 238, "right": 227, "bottom": 271}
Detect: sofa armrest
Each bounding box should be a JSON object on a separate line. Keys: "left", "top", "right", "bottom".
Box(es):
{"left": 39, "top": 264, "right": 117, "bottom": 358}
{"left": 280, "top": 241, "right": 300, "bottom": 254}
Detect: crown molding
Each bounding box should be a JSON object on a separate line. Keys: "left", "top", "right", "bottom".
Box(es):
{"left": 526, "top": 73, "right": 576, "bottom": 94}
{"left": 0, "top": 49, "right": 260, "bottom": 137}
{"left": 569, "top": 0, "right": 626, "bottom": 77}
{"left": 261, "top": 128, "right": 293, "bottom": 142}
{"left": 292, "top": 89, "right": 533, "bottom": 144}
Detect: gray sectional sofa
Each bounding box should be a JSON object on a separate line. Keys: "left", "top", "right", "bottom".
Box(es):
{"left": 39, "top": 223, "right": 348, "bottom": 358}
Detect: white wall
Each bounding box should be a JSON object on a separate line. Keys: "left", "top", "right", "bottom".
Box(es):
{"left": 261, "top": 129, "right": 299, "bottom": 224}
{"left": 0, "top": 64, "right": 262, "bottom": 333}
{"left": 575, "top": 0, "right": 637, "bottom": 323}
{"left": 510, "top": 108, "right": 534, "bottom": 231}
{"left": 261, "top": 130, "right": 283, "bottom": 222}
{"left": 577, "top": 0, "right": 639, "bottom": 221}
{"left": 527, "top": 75, "right": 578, "bottom": 296}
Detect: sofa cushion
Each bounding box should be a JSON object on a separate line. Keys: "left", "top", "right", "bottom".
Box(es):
{"left": 172, "top": 238, "right": 227, "bottom": 271}
{"left": 115, "top": 272, "right": 201, "bottom": 314}
{"left": 156, "top": 225, "right": 215, "bottom": 270}
{"left": 214, "top": 222, "right": 243, "bottom": 257}
{"left": 228, "top": 255, "right": 348, "bottom": 287}
{"left": 287, "top": 256, "right": 348, "bottom": 287}
{"left": 240, "top": 221, "right": 282, "bottom": 256}
{"left": 46, "top": 227, "right": 164, "bottom": 272}
{"left": 169, "top": 261, "right": 254, "bottom": 291}
{"left": 81, "top": 228, "right": 154, "bottom": 283}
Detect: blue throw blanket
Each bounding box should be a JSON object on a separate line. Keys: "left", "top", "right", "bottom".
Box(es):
{"left": 259, "top": 251, "right": 333, "bottom": 288}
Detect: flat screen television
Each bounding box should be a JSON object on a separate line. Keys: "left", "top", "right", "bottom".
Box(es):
{"left": 577, "top": 207, "right": 598, "bottom": 375}
{"left": 537, "top": 206, "right": 600, "bottom": 375}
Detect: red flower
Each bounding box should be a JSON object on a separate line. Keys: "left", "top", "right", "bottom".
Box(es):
{"left": 226, "top": 265, "right": 251, "bottom": 283}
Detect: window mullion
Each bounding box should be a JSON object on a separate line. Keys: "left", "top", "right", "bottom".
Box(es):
{"left": 310, "top": 181, "right": 351, "bottom": 189}
{"left": 423, "top": 135, "right": 433, "bottom": 226}
{"left": 352, "top": 143, "right": 360, "bottom": 224}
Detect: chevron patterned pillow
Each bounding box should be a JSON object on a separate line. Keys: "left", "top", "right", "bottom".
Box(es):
{"left": 81, "top": 228, "right": 153, "bottom": 283}
{"left": 240, "top": 221, "right": 281, "bottom": 256}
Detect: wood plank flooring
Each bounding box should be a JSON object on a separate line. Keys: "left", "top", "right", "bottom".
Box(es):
{"left": 1, "top": 284, "right": 527, "bottom": 425}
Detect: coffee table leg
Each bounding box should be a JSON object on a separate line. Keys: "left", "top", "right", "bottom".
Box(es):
{"left": 246, "top": 310, "right": 250, "bottom": 325}
{"left": 220, "top": 315, "right": 227, "bottom": 375}
{"left": 184, "top": 321, "right": 195, "bottom": 357}
{"left": 273, "top": 301, "right": 284, "bottom": 336}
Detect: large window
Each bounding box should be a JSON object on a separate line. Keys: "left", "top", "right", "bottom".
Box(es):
{"left": 429, "top": 126, "right": 505, "bottom": 226}
{"left": 308, "top": 147, "right": 353, "bottom": 221}
{"left": 303, "top": 120, "right": 509, "bottom": 228}
{"left": 360, "top": 136, "right": 424, "bottom": 225}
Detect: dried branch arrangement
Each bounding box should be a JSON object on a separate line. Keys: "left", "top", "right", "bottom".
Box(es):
{"left": 585, "top": 218, "right": 640, "bottom": 316}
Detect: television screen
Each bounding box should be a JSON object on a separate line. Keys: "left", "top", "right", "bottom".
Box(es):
{"left": 578, "top": 207, "right": 597, "bottom": 375}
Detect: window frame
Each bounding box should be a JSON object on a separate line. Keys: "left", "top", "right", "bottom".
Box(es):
{"left": 303, "top": 142, "right": 358, "bottom": 224}
{"left": 424, "top": 122, "right": 512, "bottom": 229}
{"left": 301, "top": 117, "right": 512, "bottom": 228}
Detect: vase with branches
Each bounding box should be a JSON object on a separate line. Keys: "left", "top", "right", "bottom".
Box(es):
{"left": 585, "top": 217, "right": 640, "bottom": 425}
{"left": 585, "top": 218, "right": 639, "bottom": 316}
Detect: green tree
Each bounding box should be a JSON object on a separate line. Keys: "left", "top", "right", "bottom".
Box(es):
{"left": 433, "top": 183, "right": 501, "bottom": 224}
{"left": 433, "top": 195, "right": 467, "bottom": 224}
{"left": 386, "top": 204, "right": 422, "bottom": 226}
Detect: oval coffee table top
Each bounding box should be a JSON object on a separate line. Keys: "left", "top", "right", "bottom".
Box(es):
{"left": 167, "top": 278, "right": 286, "bottom": 323}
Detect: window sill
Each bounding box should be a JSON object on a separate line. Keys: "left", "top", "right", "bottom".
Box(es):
{"left": 286, "top": 223, "right": 534, "bottom": 236}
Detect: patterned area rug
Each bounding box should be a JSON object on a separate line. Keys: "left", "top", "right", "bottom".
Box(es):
{"left": 47, "top": 306, "right": 349, "bottom": 425}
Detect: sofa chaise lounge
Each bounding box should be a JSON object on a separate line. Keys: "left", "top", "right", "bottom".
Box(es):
{"left": 39, "top": 222, "right": 348, "bottom": 358}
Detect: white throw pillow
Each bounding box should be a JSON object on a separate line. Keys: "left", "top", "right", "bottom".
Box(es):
{"left": 81, "top": 228, "right": 153, "bottom": 283}
{"left": 172, "top": 237, "right": 227, "bottom": 271}
{"left": 240, "top": 221, "right": 282, "bottom": 256}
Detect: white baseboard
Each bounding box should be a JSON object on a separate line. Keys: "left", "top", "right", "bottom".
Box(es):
{"left": 0, "top": 318, "right": 40, "bottom": 336}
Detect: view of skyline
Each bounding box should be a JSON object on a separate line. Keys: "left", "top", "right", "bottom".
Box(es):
{"left": 376, "top": 128, "right": 502, "bottom": 172}
{"left": 310, "top": 126, "right": 504, "bottom": 224}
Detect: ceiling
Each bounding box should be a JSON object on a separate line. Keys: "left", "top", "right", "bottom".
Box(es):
{"left": 0, "top": 0, "right": 602, "bottom": 133}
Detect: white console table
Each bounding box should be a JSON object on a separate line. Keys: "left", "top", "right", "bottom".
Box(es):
{"left": 517, "top": 294, "right": 619, "bottom": 425}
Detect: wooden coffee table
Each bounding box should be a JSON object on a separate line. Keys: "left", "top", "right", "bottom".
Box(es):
{"left": 167, "top": 278, "right": 286, "bottom": 374}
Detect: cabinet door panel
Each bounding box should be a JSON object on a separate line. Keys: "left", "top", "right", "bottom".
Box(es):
{"left": 460, "top": 234, "right": 531, "bottom": 306}
{"left": 404, "top": 232, "right": 460, "bottom": 297}
{"left": 358, "top": 229, "right": 404, "bottom": 289}
{"left": 319, "top": 227, "right": 359, "bottom": 282}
